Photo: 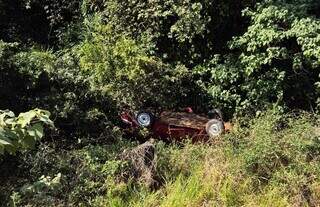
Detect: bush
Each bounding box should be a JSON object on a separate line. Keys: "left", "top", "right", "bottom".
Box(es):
{"left": 0, "top": 138, "right": 134, "bottom": 206}
{"left": 0, "top": 42, "right": 118, "bottom": 141}
{"left": 90, "top": 0, "right": 252, "bottom": 66}
{"left": 195, "top": 0, "right": 320, "bottom": 116}
{"left": 216, "top": 110, "right": 320, "bottom": 205}
{"left": 2, "top": 110, "right": 320, "bottom": 206}
{"left": 0, "top": 109, "right": 53, "bottom": 155}
{"left": 77, "top": 15, "right": 199, "bottom": 110}
{"left": 2, "top": 1, "right": 320, "bottom": 205}
{"left": 0, "top": 0, "right": 82, "bottom": 45}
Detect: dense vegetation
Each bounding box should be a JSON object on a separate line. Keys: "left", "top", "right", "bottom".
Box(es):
{"left": 1, "top": 0, "right": 320, "bottom": 206}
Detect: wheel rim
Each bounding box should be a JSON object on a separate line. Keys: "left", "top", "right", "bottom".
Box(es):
{"left": 209, "top": 123, "right": 222, "bottom": 136}
{"left": 137, "top": 113, "right": 151, "bottom": 127}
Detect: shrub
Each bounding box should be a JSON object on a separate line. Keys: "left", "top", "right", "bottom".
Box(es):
{"left": 0, "top": 109, "right": 53, "bottom": 155}
{"left": 89, "top": 0, "right": 252, "bottom": 66}
{"left": 223, "top": 110, "right": 320, "bottom": 206}
{"left": 2, "top": 111, "right": 320, "bottom": 206}
{"left": 1, "top": 139, "right": 134, "bottom": 206}
{"left": 0, "top": 42, "right": 118, "bottom": 140}
{"left": 195, "top": 0, "right": 320, "bottom": 116}
{"left": 78, "top": 15, "right": 197, "bottom": 110}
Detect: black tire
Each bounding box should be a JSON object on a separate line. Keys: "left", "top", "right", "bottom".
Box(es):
{"left": 206, "top": 119, "right": 224, "bottom": 138}
{"left": 208, "top": 108, "right": 223, "bottom": 120}
{"left": 136, "top": 111, "right": 154, "bottom": 127}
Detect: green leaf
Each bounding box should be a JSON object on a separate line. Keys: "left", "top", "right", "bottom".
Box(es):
{"left": 17, "top": 111, "right": 37, "bottom": 127}
{"left": 0, "top": 137, "right": 13, "bottom": 146}
{"left": 0, "top": 109, "right": 53, "bottom": 155}
{"left": 22, "top": 135, "right": 36, "bottom": 149}
{"left": 27, "top": 123, "right": 44, "bottom": 139}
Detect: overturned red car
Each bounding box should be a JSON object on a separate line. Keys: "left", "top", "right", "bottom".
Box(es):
{"left": 120, "top": 108, "right": 231, "bottom": 142}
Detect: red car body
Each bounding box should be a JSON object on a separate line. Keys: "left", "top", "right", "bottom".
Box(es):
{"left": 120, "top": 108, "right": 231, "bottom": 142}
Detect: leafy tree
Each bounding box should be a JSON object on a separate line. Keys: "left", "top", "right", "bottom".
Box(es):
{"left": 0, "top": 40, "right": 118, "bottom": 140}
{"left": 89, "top": 0, "right": 253, "bottom": 66}
{"left": 196, "top": 0, "right": 320, "bottom": 116}
{"left": 0, "top": 0, "right": 82, "bottom": 45}
{"left": 78, "top": 15, "right": 195, "bottom": 110}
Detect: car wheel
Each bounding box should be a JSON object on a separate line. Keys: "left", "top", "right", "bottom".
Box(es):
{"left": 206, "top": 119, "right": 224, "bottom": 138}
{"left": 208, "top": 108, "right": 223, "bottom": 120}
{"left": 136, "top": 112, "right": 154, "bottom": 127}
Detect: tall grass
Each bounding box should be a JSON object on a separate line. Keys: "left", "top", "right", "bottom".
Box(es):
{"left": 6, "top": 110, "right": 320, "bottom": 206}
{"left": 101, "top": 110, "right": 320, "bottom": 207}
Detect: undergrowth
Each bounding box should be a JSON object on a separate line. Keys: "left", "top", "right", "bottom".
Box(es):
{"left": 2, "top": 110, "right": 320, "bottom": 206}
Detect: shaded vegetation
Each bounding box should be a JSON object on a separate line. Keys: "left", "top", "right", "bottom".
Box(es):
{"left": 1, "top": 0, "right": 320, "bottom": 206}
{"left": 2, "top": 111, "right": 320, "bottom": 206}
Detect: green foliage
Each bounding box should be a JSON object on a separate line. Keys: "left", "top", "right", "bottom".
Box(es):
{"left": 0, "top": 42, "right": 118, "bottom": 139}
{"left": 0, "top": 0, "right": 82, "bottom": 44}
{"left": 2, "top": 0, "right": 320, "bottom": 206}
{"left": 196, "top": 0, "right": 320, "bottom": 116}
{"left": 20, "top": 173, "right": 62, "bottom": 195}
{"left": 0, "top": 41, "right": 18, "bottom": 62}
{"left": 0, "top": 109, "right": 53, "bottom": 155}
{"left": 94, "top": 0, "right": 251, "bottom": 66}
{"left": 13, "top": 50, "right": 56, "bottom": 77}
{"left": 78, "top": 15, "right": 194, "bottom": 109}
{"left": 1, "top": 111, "right": 320, "bottom": 206}
{"left": 231, "top": 1, "right": 320, "bottom": 109}
{"left": 238, "top": 111, "right": 319, "bottom": 179}
{"left": 2, "top": 0, "right": 320, "bottom": 116}
{"left": 227, "top": 110, "right": 320, "bottom": 206}
{"left": 0, "top": 139, "right": 134, "bottom": 206}
{"left": 86, "top": 111, "right": 320, "bottom": 206}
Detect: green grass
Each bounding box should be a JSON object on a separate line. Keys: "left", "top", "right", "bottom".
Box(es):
{"left": 2, "top": 110, "right": 320, "bottom": 206}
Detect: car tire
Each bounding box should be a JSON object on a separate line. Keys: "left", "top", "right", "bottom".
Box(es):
{"left": 136, "top": 111, "right": 154, "bottom": 127}
{"left": 208, "top": 108, "right": 223, "bottom": 120}
{"left": 206, "top": 119, "right": 224, "bottom": 138}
